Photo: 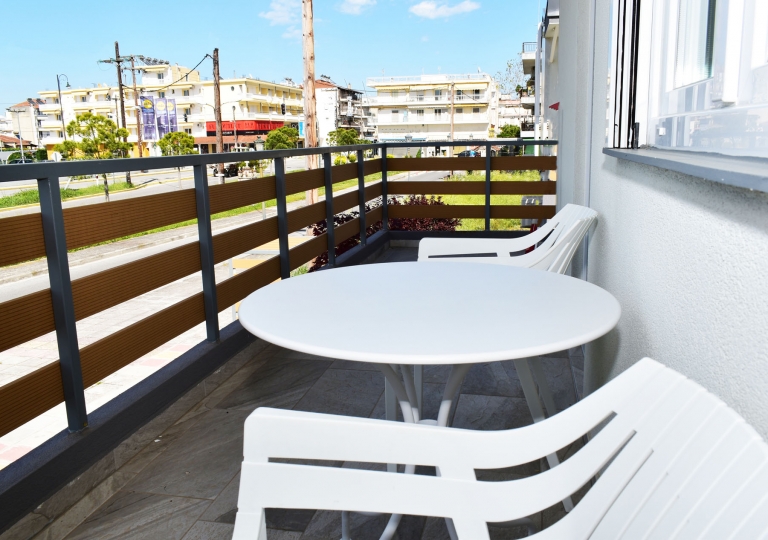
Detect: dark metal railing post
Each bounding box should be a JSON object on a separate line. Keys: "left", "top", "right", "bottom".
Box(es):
{"left": 485, "top": 142, "right": 492, "bottom": 231}
{"left": 275, "top": 157, "right": 290, "bottom": 280}
{"left": 357, "top": 149, "right": 366, "bottom": 246}
{"left": 37, "top": 176, "right": 87, "bottom": 432}
{"left": 381, "top": 144, "right": 389, "bottom": 231}
{"left": 323, "top": 152, "right": 336, "bottom": 267}
{"left": 193, "top": 164, "right": 219, "bottom": 342}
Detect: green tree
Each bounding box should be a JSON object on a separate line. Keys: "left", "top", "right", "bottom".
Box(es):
{"left": 158, "top": 131, "right": 197, "bottom": 156}
{"left": 499, "top": 124, "right": 521, "bottom": 138}
{"left": 55, "top": 112, "right": 132, "bottom": 199}
{"left": 327, "top": 127, "right": 360, "bottom": 147}
{"left": 265, "top": 126, "right": 299, "bottom": 150}
{"left": 494, "top": 55, "right": 526, "bottom": 95}
{"left": 34, "top": 148, "right": 48, "bottom": 161}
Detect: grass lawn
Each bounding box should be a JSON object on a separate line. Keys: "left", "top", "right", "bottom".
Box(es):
{"left": 437, "top": 170, "right": 540, "bottom": 231}
{"left": 0, "top": 182, "right": 133, "bottom": 209}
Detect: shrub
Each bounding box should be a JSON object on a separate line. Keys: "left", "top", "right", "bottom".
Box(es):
{"left": 386, "top": 154, "right": 395, "bottom": 159}
{"left": 333, "top": 155, "right": 347, "bottom": 166}
{"left": 306, "top": 195, "right": 461, "bottom": 271}
{"left": 347, "top": 153, "right": 357, "bottom": 163}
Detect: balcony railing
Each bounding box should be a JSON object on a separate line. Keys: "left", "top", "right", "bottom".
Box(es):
{"left": 523, "top": 42, "right": 537, "bottom": 53}
{"left": 0, "top": 139, "right": 556, "bottom": 443}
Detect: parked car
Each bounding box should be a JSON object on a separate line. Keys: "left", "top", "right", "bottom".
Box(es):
{"left": 7, "top": 158, "right": 35, "bottom": 164}
{"left": 457, "top": 150, "right": 478, "bottom": 157}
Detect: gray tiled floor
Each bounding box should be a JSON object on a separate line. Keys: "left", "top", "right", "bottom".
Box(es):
{"left": 56, "top": 248, "right": 587, "bottom": 540}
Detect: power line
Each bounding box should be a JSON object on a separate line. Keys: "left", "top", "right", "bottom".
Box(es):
{"left": 153, "top": 55, "right": 211, "bottom": 92}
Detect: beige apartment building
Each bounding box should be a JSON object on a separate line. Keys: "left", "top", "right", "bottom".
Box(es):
{"left": 36, "top": 64, "right": 304, "bottom": 158}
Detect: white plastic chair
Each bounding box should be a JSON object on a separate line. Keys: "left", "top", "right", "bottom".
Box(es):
{"left": 417, "top": 203, "right": 598, "bottom": 274}
{"left": 233, "top": 358, "right": 768, "bottom": 539}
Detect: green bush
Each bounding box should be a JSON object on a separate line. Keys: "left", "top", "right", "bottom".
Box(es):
{"left": 333, "top": 155, "right": 347, "bottom": 166}
{"left": 347, "top": 153, "right": 357, "bottom": 163}
{"left": 386, "top": 154, "right": 395, "bottom": 159}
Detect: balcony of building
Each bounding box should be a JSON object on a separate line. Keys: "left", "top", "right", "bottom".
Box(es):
{"left": 0, "top": 141, "right": 563, "bottom": 539}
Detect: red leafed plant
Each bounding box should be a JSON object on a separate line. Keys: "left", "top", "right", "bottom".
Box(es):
{"left": 307, "top": 195, "right": 461, "bottom": 272}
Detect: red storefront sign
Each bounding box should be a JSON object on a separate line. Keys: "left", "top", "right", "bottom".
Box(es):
{"left": 205, "top": 120, "right": 284, "bottom": 135}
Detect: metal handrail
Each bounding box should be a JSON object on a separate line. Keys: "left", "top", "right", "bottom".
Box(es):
{"left": 0, "top": 139, "right": 558, "bottom": 183}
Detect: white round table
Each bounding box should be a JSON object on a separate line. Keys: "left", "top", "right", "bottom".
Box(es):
{"left": 239, "top": 262, "right": 620, "bottom": 539}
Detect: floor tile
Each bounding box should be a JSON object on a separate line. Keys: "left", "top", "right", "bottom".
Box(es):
{"left": 199, "top": 473, "right": 240, "bottom": 524}
{"left": 63, "top": 491, "right": 209, "bottom": 540}
{"left": 462, "top": 362, "right": 524, "bottom": 398}
{"left": 216, "top": 357, "right": 332, "bottom": 412}
{"left": 124, "top": 409, "right": 247, "bottom": 500}
{"left": 181, "top": 521, "right": 234, "bottom": 540}
{"left": 294, "top": 368, "right": 384, "bottom": 418}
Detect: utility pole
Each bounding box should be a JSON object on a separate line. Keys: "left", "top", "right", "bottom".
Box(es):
{"left": 213, "top": 48, "right": 224, "bottom": 182}
{"left": 450, "top": 81, "right": 455, "bottom": 176}
{"left": 302, "top": 0, "right": 319, "bottom": 205}
{"left": 129, "top": 56, "right": 143, "bottom": 158}
{"left": 115, "top": 42, "right": 131, "bottom": 185}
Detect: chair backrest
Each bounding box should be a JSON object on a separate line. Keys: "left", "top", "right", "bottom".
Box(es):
{"left": 234, "top": 359, "right": 768, "bottom": 539}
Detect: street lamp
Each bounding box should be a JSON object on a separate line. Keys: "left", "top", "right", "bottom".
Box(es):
{"left": 56, "top": 74, "right": 70, "bottom": 140}
{"left": 232, "top": 105, "right": 238, "bottom": 151}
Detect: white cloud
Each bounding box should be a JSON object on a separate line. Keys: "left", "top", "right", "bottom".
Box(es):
{"left": 339, "top": 0, "right": 376, "bottom": 14}
{"left": 259, "top": 0, "right": 300, "bottom": 26}
{"left": 409, "top": 0, "right": 480, "bottom": 19}
{"left": 282, "top": 26, "right": 302, "bottom": 40}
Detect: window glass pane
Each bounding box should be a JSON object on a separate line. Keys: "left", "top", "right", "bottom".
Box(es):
{"left": 675, "top": 0, "right": 717, "bottom": 87}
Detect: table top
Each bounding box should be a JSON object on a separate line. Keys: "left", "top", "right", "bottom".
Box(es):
{"left": 238, "top": 262, "right": 621, "bottom": 365}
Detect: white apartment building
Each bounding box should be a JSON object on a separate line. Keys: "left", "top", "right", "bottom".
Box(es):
{"left": 497, "top": 95, "right": 533, "bottom": 137}
{"left": 5, "top": 99, "right": 44, "bottom": 148}
{"left": 36, "top": 64, "right": 304, "bottom": 158}
{"left": 316, "top": 77, "right": 375, "bottom": 146}
{"left": 365, "top": 73, "right": 499, "bottom": 155}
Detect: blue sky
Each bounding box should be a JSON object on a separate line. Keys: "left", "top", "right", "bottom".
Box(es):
{"left": 0, "top": 0, "right": 540, "bottom": 107}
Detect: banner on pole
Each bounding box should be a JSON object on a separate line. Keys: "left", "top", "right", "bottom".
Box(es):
{"left": 167, "top": 99, "right": 178, "bottom": 133}
{"left": 140, "top": 96, "right": 157, "bottom": 141}
{"left": 156, "top": 98, "right": 170, "bottom": 139}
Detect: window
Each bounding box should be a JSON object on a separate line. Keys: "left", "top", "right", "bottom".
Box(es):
{"left": 416, "top": 109, "right": 424, "bottom": 118}
{"left": 80, "top": 96, "right": 86, "bottom": 102}
{"left": 456, "top": 89, "right": 464, "bottom": 101}
{"left": 674, "top": 0, "right": 716, "bottom": 87}
{"left": 473, "top": 107, "right": 480, "bottom": 114}
{"left": 56, "top": 114, "right": 61, "bottom": 120}
{"left": 473, "top": 89, "right": 481, "bottom": 98}
{"left": 435, "top": 108, "right": 443, "bottom": 119}
{"left": 159, "top": 91, "right": 165, "bottom": 98}
{"left": 53, "top": 98, "right": 59, "bottom": 104}
{"left": 184, "top": 128, "right": 192, "bottom": 134}
{"left": 157, "top": 73, "right": 164, "bottom": 80}
{"left": 416, "top": 92, "right": 424, "bottom": 102}
{"left": 435, "top": 89, "right": 443, "bottom": 100}
{"left": 609, "top": 0, "right": 768, "bottom": 157}
{"left": 391, "top": 109, "right": 400, "bottom": 122}
{"left": 183, "top": 89, "right": 190, "bottom": 97}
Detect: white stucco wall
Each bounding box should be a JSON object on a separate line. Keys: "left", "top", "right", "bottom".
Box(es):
{"left": 556, "top": 0, "right": 768, "bottom": 438}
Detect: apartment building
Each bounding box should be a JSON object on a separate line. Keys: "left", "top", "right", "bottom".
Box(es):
{"left": 497, "top": 95, "right": 532, "bottom": 136}
{"left": 316, "top": 76, "right": 375, "bottom": 146}
{"left": 5, "top": 99, "right": 44, "bottom": 148}
{"left": 36, "top": 64, "right": 304, "bottom": 158}
{"left": 365, "top": 73, "right": 499, "bottom": 155}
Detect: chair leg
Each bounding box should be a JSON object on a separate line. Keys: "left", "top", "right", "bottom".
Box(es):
{"left": 513, "top": 359, "right": 574, "bottom": 512}
{"left": 528, "top": 358, "right": 558, "bottom": 418}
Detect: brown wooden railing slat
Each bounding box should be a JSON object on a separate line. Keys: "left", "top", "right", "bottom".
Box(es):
{"left": 72, "top": 242, "right": 201, "bottom": 322}
{"left": 332, "top": 162, "right": 358, "bottom": 184}
{"left": 387, "top": 180, "right": 557, "bottom": 195}
{"left": 334, "top": 217, "right": 361, "bottom": 246}
{"left": 287, "top": 201, "right": 325, "bottom": 233}
{"left": 364, "top": 182, "right": 383, "bottom": 202}
{"left": 209, "top": 176, "right": 277, "bottom": 214}
{"left": 289, "top": 234, "right": 327, "bottom": 271}
{"left": 0, "top": 363, "right": 64, "bottom": 438}
{"left": 0, "top": 213, "right": 45, "bottom": 266}
{"left": 363, "top": 158, "right": 383, "bottom": 176}
{"left": 367, "top": 205, "right": 383, "bottom": 224}
{"left": 79, "top": 293, "right": 206, "bottom": 388}
{"left": 63, "top": 190, "right": 197, "bottom": 251}
{"left": 388, "top": 205, "right": 486, "bottom": 219}
{"left": 333, "top": 191, "right": 359, "bottom": 213}
{"left": 491, "top": 156, "right": 557, "bottom": 170}
{"left": 212, "top": 217, "right": 280, "bottom": 263}
{"left": 490, "top": 205, "right": 557, "bottom": 219}
{"left": 388, "top": 157, "right": 485, "bottom": 172}
{"left": 216, "top": 256, "right": 281, "bottom": 311}
{"left": 0, "top": 290, "right": 54, "bottom": 353}
{"left": 285, "top": 169, "right": 324, "bottom": 196}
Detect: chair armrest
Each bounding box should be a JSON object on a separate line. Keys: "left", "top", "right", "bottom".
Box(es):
{"left": 417, "top": 226, "right": 556, "bottom": 260}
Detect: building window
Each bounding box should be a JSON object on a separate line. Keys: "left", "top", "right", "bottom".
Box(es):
{"left": 435, "top": 108, "right": 443, "bottom": 119}
{"left": 435, "top": 89, "right": 442, "bottom": 100}
{"left": 56, "top": 114, "right": 61, "bottom": 120}
{"left": 473, "top": 107, "right": 480, "bottom": 114}
{"left": 473, "top": 89, "right": 481, "bottom": 98}
{"left": 610, "top": 0, "right": 768, "bottom": 157}
{"left": 159, "top": 91, "right": 165, "bottom": 98}
{"left": 53, "top": 98, "right": 59, "bottom": 104}
{"left": 391, "top": 109, "right": 400, "bottom": 122}
{"left": 80, "top": 96, "right": 86, "bottom": 102}
{"left": 416, "top": 92, "right": 424, "bottom": 102}
{"left": 183, "top": 89, "right": 190, "bottom": 97}
{"left": 158, "top": 73, "right": 165, "bottom": 80}
{"left": 455, "top": 108, "right": 463, "bottom": 114}
{"left": 674, "top": 0, "right": 717, "bottom": 87}
{"left": 185, "top": 128, "right": 192, "bottom": 134}
{"left": 416, "top": 109, "right": 424, "bottom": 118}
